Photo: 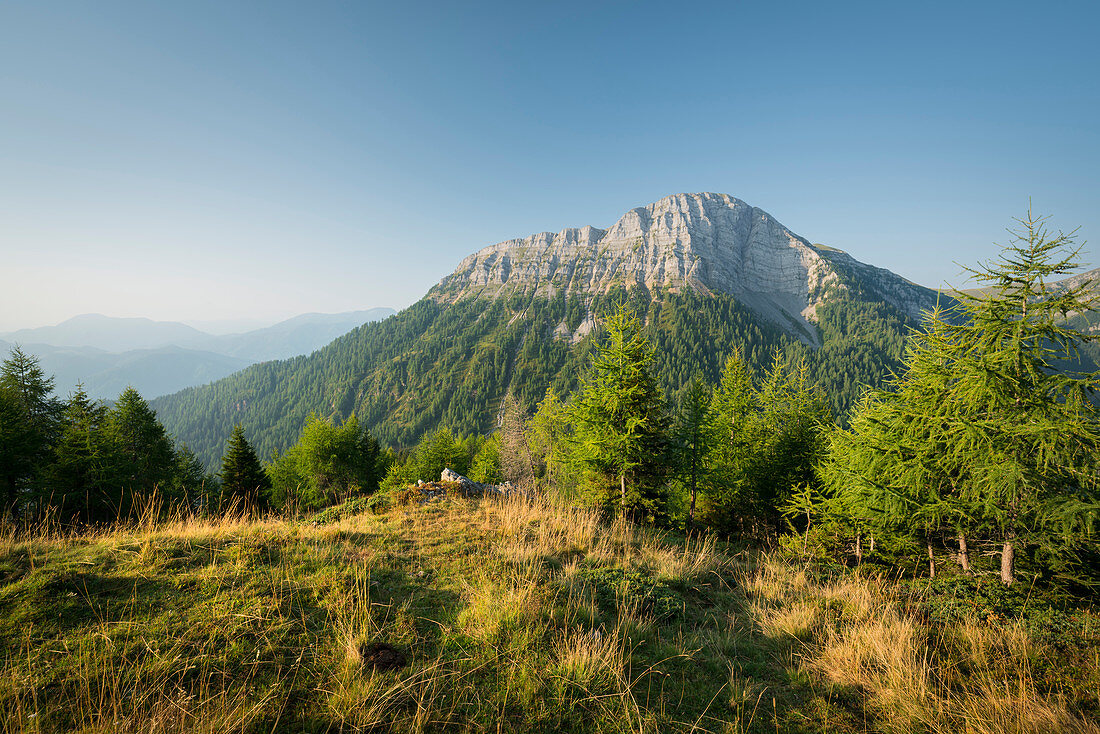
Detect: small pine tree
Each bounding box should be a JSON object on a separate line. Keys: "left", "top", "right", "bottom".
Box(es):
{"left": 0, "top": 347, "right": 60, "bottom": 516}
{"left": 47, "top": 385, "right": 120, "bottom": 523}
{"left": 468, "top": 435, "right": 502, "bottom": 484}
{"left": 704, "top": 350, "right": 829, "bottom": 536}
{"left": 109, "top": 387, "right": 176, "bottom": 502}
{"left": 567, "top": 303, "right": 669, "bottom": 520}
{"left": 0, "top": 385, "right": 34, "bottom": 517}
{"left": 672, "top": 373, "right": 716, "bottom": 526}
{"left": 703, "top": 349, "right": 757, "bottom": 531}
{"left": 414, "top": 428, "right": 467, "bottom": 482}
{"left": 219, "top": 425, "right": 270, "bottom": 512}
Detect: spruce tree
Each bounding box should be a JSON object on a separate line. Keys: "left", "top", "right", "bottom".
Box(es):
{"left": 567, "top": 303, "right": 668, "bottom": 520}
{"left": 0, "top": 387, "right": 35, "bottom": 517}
{"left": 219, "top": 424, "right": 269, "bottom": 512}
{"left": 109, "top": 387, "right": 176, "bottom": 502}
{"left": 0, "top": 347, "right": 60, "bottom": 516}
{"left": 47, "top": 386, "right": 120, "bottom": 522}
{"left": 672, "top": 373, "right": 716, "bottom": 525}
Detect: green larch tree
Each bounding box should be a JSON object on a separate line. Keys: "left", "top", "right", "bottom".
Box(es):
{"left": 824, "top": 210, "right": 1100, "bottom": 584}
{"left": 946, "top": 210, "right": 1100, "bottom": 584}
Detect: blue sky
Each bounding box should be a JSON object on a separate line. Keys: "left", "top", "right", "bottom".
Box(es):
{"left": 2, "top": 0, "right": 1097, "bottom": 330}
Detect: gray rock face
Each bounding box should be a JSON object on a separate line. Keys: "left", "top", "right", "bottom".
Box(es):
{"left": 433, "top": 468, "right": 518, "bottom": 499}
{"left": 432, "top": 193, "right": 939, "bottom": 344}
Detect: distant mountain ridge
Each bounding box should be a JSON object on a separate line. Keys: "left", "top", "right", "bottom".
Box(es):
{"left": 3, "top": 308, "right": 396, "bottom": 360}
{"left": 3, "top": 308, "right": 395, "bottom": 399}
{"left": 0, "top": 340, "right": 253, "bottom": 402}
{"left": 4, "top": 314, "right": 210, "bottom": 354}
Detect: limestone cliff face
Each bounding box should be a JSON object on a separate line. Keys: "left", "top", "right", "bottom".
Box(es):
{"left": 432, "top": 193, "right": 939, "bottom": 344}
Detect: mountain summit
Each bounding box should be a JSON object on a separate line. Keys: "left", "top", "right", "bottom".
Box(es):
{"left": 434, "top": 193, "right": 937, "bottom": 344}
{"left": 154, "top": 193, "right": 944, "bottom": 465}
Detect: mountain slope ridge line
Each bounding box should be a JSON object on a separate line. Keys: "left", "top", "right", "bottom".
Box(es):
{"left": 151, "top": 192, "right": 948, "bottom": 466}
{"left": 432, "top": 192, "right": 938, "bottom": 343}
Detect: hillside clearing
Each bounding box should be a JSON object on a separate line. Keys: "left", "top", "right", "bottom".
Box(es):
{"left": 0, "top": 497, "right": 1096, "bottom": 733}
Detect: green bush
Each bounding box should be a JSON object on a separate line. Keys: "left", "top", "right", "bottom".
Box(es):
{"left": 571, "top": 565, "right": 684, "bottom": 622}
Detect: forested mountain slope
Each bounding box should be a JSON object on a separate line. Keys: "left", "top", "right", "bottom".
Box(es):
{"left": 153, "top": 193, "right": 937, "bottom": 467}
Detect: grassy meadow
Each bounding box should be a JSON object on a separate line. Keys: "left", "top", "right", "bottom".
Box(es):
{"left": 0, "top": 494, "right": 1097, "bottom": 733}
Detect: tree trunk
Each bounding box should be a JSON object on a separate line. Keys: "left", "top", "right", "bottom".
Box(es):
{"left": 868, "top": 533, "right": 875, "bottom": 554}
{"left": 957, "top": 530, "right": 971, "bottom": 574}
{"left": 1001, "top": 535, "right": 1015, "bottom": 585}
{"left": 688, "top": 472, "right": 697, "bottom": 526}
{"left": 927, "top": 541, "right": 936, "bottom": 579}
{"left": 855, "top": 532, "right": 863, "bottom": 565}
{"left": 4, "top": 475, "right": 16, "bottom": 518}
{"left": 620, "top": 473, "right": 626, "bottom": 518}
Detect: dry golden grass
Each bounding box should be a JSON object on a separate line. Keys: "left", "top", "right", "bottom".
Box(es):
{"left": 457, "top": 571, "right": 542, "bottom": 642}
{"left": 483, "top": 494, "right": 725, "bottom": 584}
{"left": 742, "top": 555, "right": 1100, "bottom": 734}
{"left": 550, "top": 627, "right": 627, "bottom": 695}
{"left": 0, "top": 591, "right": 276, "bottom": 734}
{"left": 3, "top": 496, "right": 1096, "bottom": 733}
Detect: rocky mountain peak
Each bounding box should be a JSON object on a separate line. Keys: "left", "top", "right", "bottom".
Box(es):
{"left": 433, "top": 193, "right": 939, "bottom": 343}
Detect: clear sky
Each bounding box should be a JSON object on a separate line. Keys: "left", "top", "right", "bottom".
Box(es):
{"left": 2, "top": 0, "right": 1097, "bottom": 331}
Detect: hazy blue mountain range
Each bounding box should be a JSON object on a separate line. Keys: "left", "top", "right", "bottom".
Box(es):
{"left": 0, "top": 340, "right": 253, "bottom": 402}
{"left": 209, "top": 310, "right": 399, "bottom": 360}
{"left": 4, "top": 314, "right": 211, "bottom": 354}
{"left": 2, "top": 308, "right": 395, "bottom": 400}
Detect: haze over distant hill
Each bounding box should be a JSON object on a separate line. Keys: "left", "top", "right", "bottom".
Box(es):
{"left": 4, "top": 314, "right": 211, "bottom": 354}
{"left": 210, "top": 310, "right": 399, "bottom": 361}
{"left": 1, "top": 308, "right": 395, "bottom": 400}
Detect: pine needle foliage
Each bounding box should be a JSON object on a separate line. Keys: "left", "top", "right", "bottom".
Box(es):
{"left": 567, "top": 303, "right": 669, "bottom": 520}
{"left": 824, "top": 209, "right": 1100, "bottom": 584}
{"left": 219, "top": 424, "right": 270, "bottom": 512}
{"left": 671, "top": 372, "right": 716, "bottom": 525}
